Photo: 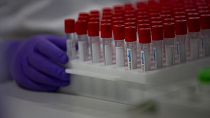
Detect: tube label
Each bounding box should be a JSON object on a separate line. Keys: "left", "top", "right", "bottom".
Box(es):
{"left": 141, "top": 50, "right": 145, "bottom": 71}
{"left": 127, "top": 48, "right": 132, "bottom": 70}
{"left": 153, "top": 47, "right": 158, "bottom": 69}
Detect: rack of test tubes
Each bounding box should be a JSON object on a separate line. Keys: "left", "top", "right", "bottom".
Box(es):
{"left": 61, "top": 0, "right": 210, "bottom": 104}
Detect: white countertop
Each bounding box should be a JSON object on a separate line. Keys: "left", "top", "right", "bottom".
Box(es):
{"left": 0, "top": 81, "right": 158, "bottom": 118}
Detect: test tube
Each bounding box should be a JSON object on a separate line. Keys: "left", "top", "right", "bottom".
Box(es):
{"left": 200, "top": 14, "right": 210, "bottom": 57}
{"left": 75, "top": 20, "right": 89, "bottom": 62}
{"left": 88, "top": 22, "right": 101, "bottom": 63}
{"left": 138, "top": 28, "right": 151, "bottom": 71}
{"left": 101, "top": 23, "right": 113, "bottom": 65}
{"left": 151, "top": 25, "right": 163, "bottom": 69}
{"left": 125, "top": 26, "right": 137, "bottom": 70}
{"left": 187, "top": 17, "right": 201, "bottom": 60}
{"left": 163, "top": 22, "right": 175, "bottom": 66}
{"left": 174, "top": 20, "right": 187, "bottom": 64}
{"left": 64, "top": 19, "right": 77, "bottom": 60}
{"left": 113, "top": 25, "right": 125, "bottom": 67}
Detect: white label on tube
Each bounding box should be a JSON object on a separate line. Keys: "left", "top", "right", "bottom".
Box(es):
{"left": 165, "top": 45, "right": 174, "bottom": 66}
{"left": 153, "top": 47, "right": 158, "bottom": 69}
{"left": 105, "top": 45, "right": 112, "bottom": 65}
{"left": 92, "top": 42, "right": 100, "bottom": 63}
{"left": 78, "top": 41, "right": 87, "bottom": 61}
{"left": 141, "top": 50, "right": 145, "bottom": 71}
{"left": 174, "top": 42, "right": 180, "bottom": 64}
{"left": 190, "top": 38, "right": 199, "bottom": 60}
{"left": 127, "top": 48, "right": 132, "bottom": 70}
{"left": 116, "top": 47, "right": 125, "bottom": 67}
{"left": 67, "top": 40, "right": 77, "bottom": 60}
{"left": 199, "top": 38, "right": 205, "bottom": 57}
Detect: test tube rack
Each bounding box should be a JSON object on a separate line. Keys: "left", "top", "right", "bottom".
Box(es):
{"left": 61, "top": 57, "right": 210, "bottom": 104}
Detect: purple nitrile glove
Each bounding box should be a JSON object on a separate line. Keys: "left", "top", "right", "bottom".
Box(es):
{"left": 10, "top": 35, "right": 70, "bottom": 92}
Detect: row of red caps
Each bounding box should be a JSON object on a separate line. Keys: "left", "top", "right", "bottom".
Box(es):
{"left": 65, "top": 0, "right": 210, "bottom": 44}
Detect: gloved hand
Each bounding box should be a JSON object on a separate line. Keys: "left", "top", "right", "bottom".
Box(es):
{"left": 10, "top": 35, "right": 70, "bottom": 92}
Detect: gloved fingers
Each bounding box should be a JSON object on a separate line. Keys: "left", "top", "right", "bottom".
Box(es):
{"left": 35, "top": 38, "right": 68, "bottom": 64}
{"left": 46, "top": 35, "right": 67, "bottom": 51}
{"left": 12, "top": 54, "right": 59, "bottom": 92}
{"left": 22, "top": 59, "right": 70, "bottom": 87}
{"left": 28, "top": 52, "right": 69, "bottom": 81}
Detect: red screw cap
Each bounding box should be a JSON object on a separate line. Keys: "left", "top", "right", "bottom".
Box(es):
{"left": 75, "top": 20, "right": 88, "bottom": 35}
{"left": 125, "top": 22, "right": 136, "bottom": 27}
{"left": 188, "top": 17, "right": 200, "bottom": 32}
{"left": 138, "top": 23, "right": 150, "bottom": 29}
{"left": 151, "top": 21, "right": 163, "bottom": 25}
{"left": 88, "top": 22, "right": 99, "bottom": 36}
{"left": 175, "top": 20, "right": 187, "bottom": 35}
{"left": 90, "top": 10, "right": 100, "bottom": 15}
{"left": 101, "top": 23, "right": 112, "bottom": 38}
{"left": 113, "top": 20, "right": 124, "bottom": 25}
{"left": 113, "top": 25, "right": 125, "bottom": 40}
{"left": 64, "top": 19, "right": 75, "bottom": 33}
{"left": 151, "top": 25, "right": 163, "bottom": 41}
{"left": 125, "top": 26, "right": 137, "bottom": 42}
{"left": 163, "top": 22, "right": 175, "bottom": 38}
{"left": 200, "top": 14, "right": 210, "bottom": 29}
{"left": 138, "top": 28, "right": 151, "bottom": 44}
{"left": 102, "top": 7, "right": 113, "bottom": 14}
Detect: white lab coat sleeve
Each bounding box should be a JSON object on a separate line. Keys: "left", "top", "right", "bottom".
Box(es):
{"left": 0, "top": 0, "right": 124, "bottom": 39}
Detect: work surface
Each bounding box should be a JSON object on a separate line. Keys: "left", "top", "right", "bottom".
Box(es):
{"left": 0, "top": 81, "right": 157, "bottom": 118}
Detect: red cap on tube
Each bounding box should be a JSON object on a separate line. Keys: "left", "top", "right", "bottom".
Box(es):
{"left": 65, "top": 19, "right": 75, "bottom": 33}
{"left": 88, "top": 22, "right": 99, "bottom": 36}
{"left": 125, "top": 26, "right": 137, "bottom": 42}
{"left": 138, "top": 23, "right": 150, "bottom": 29}
{"left": 102, "top": 7, "right": 113, "bottom": 14}
{"left": 112, "top": 16, "right": 124, "bottom": 21}
{"left": 138, "top": 28, "right": 151, "bottom": 44}
{"left": 113, "top": 20, "right": 124, "bottom": 25}
{"left": 175, "top": 20, "right": 187, "bottom": 35}
{"left": 163, "top": 18, "right": 174, "bottom": 23}
{"left": 125, "top": 18, "right": 137, "bottom": 23}
{"left": 151, "top": 25, "right": 163, "bottom": 41}
{"left": 89, "top": 17, "right": 100, "bottom": 22}
{"left": 90, "top": 10, "right": 100, "bottom": 15}
{"left": 200, "top": 14, "right": 210, "bottom": 29}
{"left": 188, "top": 17, "right": 200, "bottom": 32}
{"left": 75, "top": 20, "right": 87, "bottom": 35}
{"left": 102, "top": 14, "right": 112, "bottom": 20}
{"left": 151, "top": 21, "right": 163, "bottom": 25}
{"left": 113, "top": 25, "right": 125, "bottom": 40}
{"left": 101, "top": 23, "right": 112, "bottom": 38}
{"left": 101, "top": 19, "right": 112, "bottom": 24}
{"left": 187, "top": 12, "right": 199, "bottom": 17}
{"left": 163, "top": 22, "right": 175, "bottom": 38}
{"left": 124, "top": 22, "right": 136, "bottom": 27}
{"left": 137, "top": 19, "right": 150, "bottom": 24}
{"left": 174, "top": 15, "right": 187, "bottom": 20}
{"left": 79, "top": 12, "right": 89, "bottom": 17}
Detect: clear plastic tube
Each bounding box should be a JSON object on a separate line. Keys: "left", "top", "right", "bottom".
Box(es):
{"left": 126, "top": 42, "right": 137, "bottom": 70}
{"left": 187, "top": 32, "right": 200, "bottom": 61}
{"left": 66, "top": 33, "right": 77, "bottom": 60}
{"left": 164, "top": 38, "right": 175, "bottom": 66}
{"left": 151, "top": 40, "right": 163, "bottom": 69}
{"left": 201, "top": 29, "right": 210, "bottom": 57}
{"left": 103, "top": 38, "right": 113, "bottom": 65}
{"left": 139, "top": 43, "right": 151, "bottom": 71}
{"left": 115, "top": 40, "right": 125, "bottom": 67}
{"left": 78, "top": 35, "right": 89, "bottom": 61}
{"left": 174, "top": 35, "right": 187, "bottom": 64}
{"left": 90, "top": 36, "right": 101, "bottom": 63}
